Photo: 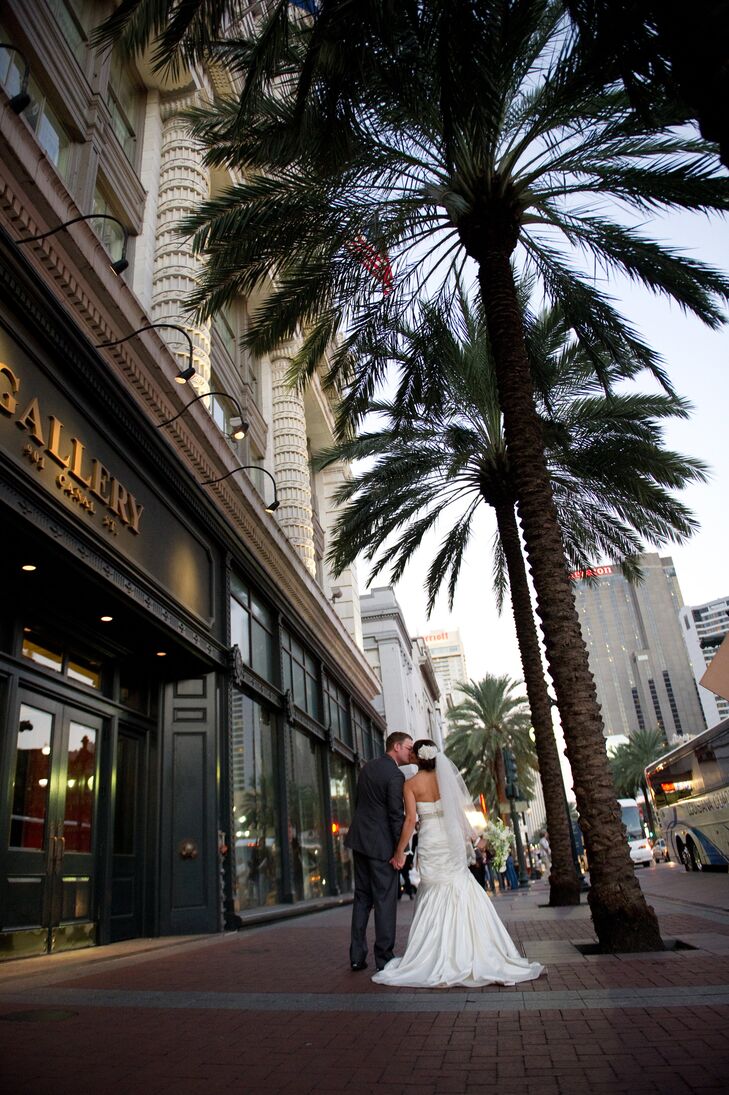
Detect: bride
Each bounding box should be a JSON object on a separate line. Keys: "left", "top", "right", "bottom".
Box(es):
{"left": 372, "top": 739, "right": 544, "bottom": 988}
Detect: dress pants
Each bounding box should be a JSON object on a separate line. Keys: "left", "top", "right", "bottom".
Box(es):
{"left": 350, "top": 850, "right": 399, "bottom": 969}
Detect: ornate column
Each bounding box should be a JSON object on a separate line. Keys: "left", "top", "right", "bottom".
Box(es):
{"left": 152, "top": 91, "right": 211, "bottom": 385}
{"left": 271, "top": 351, "right": 316, "bottom": 575}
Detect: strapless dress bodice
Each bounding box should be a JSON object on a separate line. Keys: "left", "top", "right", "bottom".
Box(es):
{"left": 417, "top": 799, "right": 444, "bottom": 819}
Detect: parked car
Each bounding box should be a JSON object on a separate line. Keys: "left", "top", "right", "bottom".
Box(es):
{"left": 652, "top": 838, "right": 670, "bottom": 863}
{"left": 629, "top": 836, "right": 654, "bottom": 868}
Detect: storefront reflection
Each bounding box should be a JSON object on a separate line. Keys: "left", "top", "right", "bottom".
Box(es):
{"left": 287, "top": 728, "right": 327, "bottom": 901}
{"left": 231, "top": 693, "right": 280, "bottom": 910}
{"left": 330, "top": 753, "right": 354, "bottom": 894}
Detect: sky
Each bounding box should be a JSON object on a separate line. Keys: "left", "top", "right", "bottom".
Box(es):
{"left": 355, "top": 204, "right": 729, "bottom": 790}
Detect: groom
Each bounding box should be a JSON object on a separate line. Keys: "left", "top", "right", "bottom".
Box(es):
{"left": 345, "top": 731, "right": 414, "bottom": 971}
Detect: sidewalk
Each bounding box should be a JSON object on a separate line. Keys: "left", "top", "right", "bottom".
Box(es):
{"left": 1, "top": 865, "right": 728, "bottom": 1094}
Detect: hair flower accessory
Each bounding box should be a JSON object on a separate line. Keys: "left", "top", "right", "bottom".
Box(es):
{"left": 417, "top": 745, "right": 439, "bottom": 760}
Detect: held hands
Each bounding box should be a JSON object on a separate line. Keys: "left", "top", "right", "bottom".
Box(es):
{"left": 390, "top": 851, "right": 406, "bottom": 870}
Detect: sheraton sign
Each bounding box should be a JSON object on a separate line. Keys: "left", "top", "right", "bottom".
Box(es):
{"left": 0, "top": 361, "right": 143, "bottom": 536}
{"left": 568, "top": 565, "right": 614, "bottom": 581}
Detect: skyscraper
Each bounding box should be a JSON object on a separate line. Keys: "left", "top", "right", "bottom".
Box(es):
{"left": 423, "top": 629, "right": 470, "bottom": 723}
{"left": 680, "top": 596, "right": 729, "bottom": 726}
{"left": 571, "top": 554, "right": 706, "bottom": 744}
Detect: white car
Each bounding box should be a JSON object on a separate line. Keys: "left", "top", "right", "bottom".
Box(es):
{"left": 629, "top": 837, "right": 654, "bottom": 868}
{"left": 652, "top": 838, "right": 670, "bottom": 863}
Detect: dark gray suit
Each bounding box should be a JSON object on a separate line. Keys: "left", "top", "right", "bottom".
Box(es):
{"left": 345, "top": 753, "right": 405, "bottom": 969}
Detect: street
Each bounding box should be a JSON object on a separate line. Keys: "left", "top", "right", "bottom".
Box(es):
{"left": 1, "top": 864, "right": 729, "bottom": 1094}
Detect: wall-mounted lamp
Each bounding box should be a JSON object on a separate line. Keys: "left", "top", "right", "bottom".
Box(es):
{"left": 16, "top": 213, "right": 130, "bottom": 274}
{"left": 201, "top": 465, "right": 280, "bottom": 514}
{"left": 330, "top": 587, "right": 343, "bottom": 604}
{"left": 156, "top": 390, "right": 249, "bottom": 441}
{"left": 0, "top": 44, "right": 31, "bottom": 114}
{"left": 98, "top": 323, "right": 195, "bottom": 383}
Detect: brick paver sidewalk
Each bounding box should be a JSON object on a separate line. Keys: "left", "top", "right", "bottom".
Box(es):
{"left": 1, "top": 865, "right": 728, "bottom": 1094}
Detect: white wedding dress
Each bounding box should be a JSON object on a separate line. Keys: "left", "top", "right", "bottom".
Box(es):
{"left": 372, "top": 800, "right": 544, "bottom": 988}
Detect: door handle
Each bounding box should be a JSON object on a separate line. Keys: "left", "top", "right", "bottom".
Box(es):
{"left": 50, "top": 835, "right": 58, "bottom": 866}
{"left": 57, "top": 836, "right": 65, "bottom": 865}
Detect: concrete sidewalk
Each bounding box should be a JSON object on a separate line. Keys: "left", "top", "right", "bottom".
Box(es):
{"left": 1, "top": 865, "right": 728, "bottom": 1094}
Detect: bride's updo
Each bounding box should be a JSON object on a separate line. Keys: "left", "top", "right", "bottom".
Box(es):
{"left": 413, "top": 739, "right": 439, "bottom": 772}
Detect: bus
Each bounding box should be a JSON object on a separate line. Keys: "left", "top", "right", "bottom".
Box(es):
{"left": 645, "top": 717, "right": 729, "bottom": 872}
{"left": 618, "top": 798, "right": 653, "bottom": 868}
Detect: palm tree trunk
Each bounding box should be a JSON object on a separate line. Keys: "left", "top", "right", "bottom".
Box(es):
{"left": 476, "top": 250, "right": 663, "bottom": 952}
{"left": 493, "top": 498, "right": 581, "bottom": 906}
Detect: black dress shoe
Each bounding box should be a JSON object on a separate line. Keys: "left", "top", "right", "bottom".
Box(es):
{"left": 350, "top": 961, "right": 368, "bottom": 971}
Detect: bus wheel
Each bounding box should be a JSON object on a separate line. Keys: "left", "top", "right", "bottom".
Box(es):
{"left": 686, "top": 840, "right": 701, "bottom": 871}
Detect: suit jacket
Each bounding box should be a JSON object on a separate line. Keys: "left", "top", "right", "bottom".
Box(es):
{"left": 345, "top": 754, "right": 405, "bottom": 861}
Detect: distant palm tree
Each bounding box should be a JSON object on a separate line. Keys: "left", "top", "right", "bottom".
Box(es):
{"left": 609, "top": 727, "right": 669, "bottom": 837}
{"left": 445, "top": 676, "right": 536, "bottom": 822}
{"left": 315, "top": 286, "right": 706, "bottom": 904}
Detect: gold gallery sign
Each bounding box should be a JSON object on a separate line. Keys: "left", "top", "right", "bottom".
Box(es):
{"left": 0, "top": 361, "right": 143, "bottom": 536}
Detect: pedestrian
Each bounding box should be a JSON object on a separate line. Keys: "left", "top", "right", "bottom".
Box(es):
{"left": 483, "top": 845, "right": 496, "bottom": 892}
{"left": 344, "top": 731, "right": 414, "bottom": 971}
{"left": 468, "top": 838, "right": 487, "bottom": 889}
{"left": 539, "top": 830, "right": 552, "bottom": 873}
{"left": 505, "top": 850, "right": 519, "bottom": 889}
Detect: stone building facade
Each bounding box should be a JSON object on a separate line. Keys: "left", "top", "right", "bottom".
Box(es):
{"left": 0, "top": 0, "right": 380, "bottom": 960}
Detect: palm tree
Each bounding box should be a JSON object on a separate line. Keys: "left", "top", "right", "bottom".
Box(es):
{"left": 111, "top": 1, "right": 729, "bottom": 950}
{"left": 315, "top": 286, "right": 706, "bottom": 906}
{"left": 564, "top": 3, "right": 729, "bottom": 169}
{"left": 445, "top": 676, "right": 536, "bottom": 821}
{"left": 609, "top": 727, "right": 669, "bottom": 839}
{"left": 98, "top": 0, "right": 729, "bottom": 171}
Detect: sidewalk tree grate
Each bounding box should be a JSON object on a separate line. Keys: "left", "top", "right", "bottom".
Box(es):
{"left": 0, "top": 1008, "right": 78, "bottom": 1022}
{"left": 575, "top": 937, "right": 698, "bottom": 956}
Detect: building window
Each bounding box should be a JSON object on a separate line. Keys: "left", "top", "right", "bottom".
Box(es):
{"left": 662, "top": 670, "right": 683, "bottom": 735}
{"left": 631, "top": 687, "right": 645, "bottom": 731}
{"left": 0, "top": 37, "right": 72, "bottom": 181}
{"left": 648, "top": 678, "right": 664, "bottom": 730}
{"left": 22, "top": 625, "right": 102, "bottom": 691}
{"left": 93, "top": 183, "right": 128, "bottom": 267}
{"left": 230, "top": 575, "right": 275, "bottom": 683}
{"left": 330, "top": 752, "right": 354, "bottom": 893}
{"left": 49, "top": 0, "right": 95, "bottom": 64}
{"left": 107, "top": 46, "right": 140, "bottom": 164}
{"left": 231, "top": 693, "right": 280, "bottom": 910}
{"left": 323, "top": 673, "right": 351, "bottom": 747}
{"left": 287, "top": 728, "right": 327, "bottom": 901}
{"left": 281, "top": 628, "right": 321, "bottom": 721}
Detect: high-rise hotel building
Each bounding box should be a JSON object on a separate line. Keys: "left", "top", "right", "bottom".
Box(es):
{"left": 423, "top": 629, "right": 470, "bottom": 724}
{"left": 570, "top": 555, "right": 706, "bottom": 745}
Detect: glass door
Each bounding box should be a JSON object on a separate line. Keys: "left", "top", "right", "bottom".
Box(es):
{"left": 0, "top": 690, "right": 102, "bottom": 959}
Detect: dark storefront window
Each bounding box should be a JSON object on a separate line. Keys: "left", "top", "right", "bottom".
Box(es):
{"left": 323, "top": 673, "right": 351, "bottom": 747}
{"left": 231, "top": 692, "right": 280, "bottom": 910}
{"left": 281, "top": 629, "right": 321, "bottom": 721}
{"left": 10, "top": 703, "right": 53, "bottom": 849}
{"left": 329, "top": 752, "right": 354, "bottom": 894}
{"left": 287, "top": 728, "right": 327, "bottom": 901}
{"left": 230, "top": 576, "right": 275, "bottom": 683}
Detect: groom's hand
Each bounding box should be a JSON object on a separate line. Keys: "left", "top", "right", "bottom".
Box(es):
{"left": 390, "top": 852, "right": 406, "bottom": 870}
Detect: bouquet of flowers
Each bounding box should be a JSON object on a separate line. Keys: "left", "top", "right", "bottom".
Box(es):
{"left": 481, "top": 819, "right": 512, "bottom": 873}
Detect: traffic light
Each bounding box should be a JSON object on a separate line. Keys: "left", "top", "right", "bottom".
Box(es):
{"left": 502, "top": 747, "right": 519, "bottom": 800}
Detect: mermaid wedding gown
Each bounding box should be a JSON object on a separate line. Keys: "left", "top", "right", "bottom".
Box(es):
{"left": 372, "top": 800, "right": 544, "bottom": 988}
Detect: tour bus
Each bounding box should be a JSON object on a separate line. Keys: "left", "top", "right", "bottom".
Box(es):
{"left": 645, "top": 718, "right": 729, "bottom": 872}
{"left": 618, "top": 797, "right": 653, "bottom": 867}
